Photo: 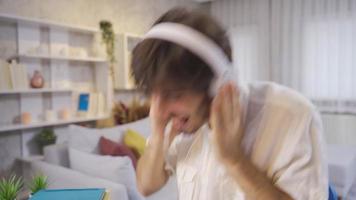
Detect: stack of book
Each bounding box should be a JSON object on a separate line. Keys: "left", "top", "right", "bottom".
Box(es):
{"left": 0, "top": 59, "right": 28, "bottom": 91}
{"left": 29, "top": 188, "right": 110, "bottom": 200}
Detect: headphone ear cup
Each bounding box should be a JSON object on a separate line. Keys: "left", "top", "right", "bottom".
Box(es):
{"left": 209, "top": 66, "right": 238, "bottom": 98}
{"left": 209, "top": 67, "right": 230, "bottom": 97}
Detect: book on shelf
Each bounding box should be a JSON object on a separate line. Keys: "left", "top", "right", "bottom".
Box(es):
{"left": 0, "top": 59, "right": 12, "bottom": 91}
{"left": 29, "top": 188, "right": 110, "bottom": 200}
{"left": 97, "top": 92, "right": 106, "bottom": 116}
{"left": 89, "top": 92, "right": 98, "bottom": 116}
{"left": 77, "top": 93, "right": 90, "bottom": 117}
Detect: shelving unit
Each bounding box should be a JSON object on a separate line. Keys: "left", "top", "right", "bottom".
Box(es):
{"left": 0, "top": 115, "right": 109, "bottom": 132}
{"left": 0, "top": 13, "right": 112, "bottom": 156}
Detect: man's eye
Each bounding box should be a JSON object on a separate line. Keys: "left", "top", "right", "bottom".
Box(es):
{"left": 169, "top": 93, "right": 182, "bottom": 99}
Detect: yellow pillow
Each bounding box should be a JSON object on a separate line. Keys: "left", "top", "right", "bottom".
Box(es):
{"left": 123, "top": 129, "right": 146, "bottom": 157}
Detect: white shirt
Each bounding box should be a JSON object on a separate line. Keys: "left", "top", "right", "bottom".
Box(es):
{"left": 165, "top": 82, "right": 329, "bottom": 200}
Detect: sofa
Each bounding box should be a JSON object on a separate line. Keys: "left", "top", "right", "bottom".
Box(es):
{"left": 28, "top": 117, "right": 178, "bottom": 200}
{"left": 327, "top": 144, "right": 356, "bottom": 199}
{"left": 26, "top": 117, "right": 356, "bottom": 200}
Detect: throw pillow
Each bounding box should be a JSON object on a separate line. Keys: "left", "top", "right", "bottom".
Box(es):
{"left": 99, "top": 136, "right": 137, "bottom": 168}
{"left": 123, "top": 129, "right": 146, "bottom": 157}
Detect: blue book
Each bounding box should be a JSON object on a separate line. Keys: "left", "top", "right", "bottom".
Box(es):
{"left": 78, "top": 93, "right": 90, "bottom": 112}
{"left": 29, "top": 188, "right": 106, "bottom": 200}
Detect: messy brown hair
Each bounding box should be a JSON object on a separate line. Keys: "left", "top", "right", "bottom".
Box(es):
{"left": 131, "top": 7, "right": 232, "bottom": 95}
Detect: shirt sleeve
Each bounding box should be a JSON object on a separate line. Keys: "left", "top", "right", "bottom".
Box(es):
{"left": 272, "top": 110, "right": 329, "bottom": 200}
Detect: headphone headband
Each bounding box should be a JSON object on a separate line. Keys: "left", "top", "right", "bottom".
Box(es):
{"left": 143, "top": 22, "right": 236, "bottom": 96}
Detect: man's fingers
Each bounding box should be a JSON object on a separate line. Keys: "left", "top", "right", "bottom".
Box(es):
{"left": 231, "top": 85, "right": 241, "bottom": 120}
{"left": 211, "top": 88, "right": 227, "bottom": 139}
{"left": 220, "top": 83, "right": 235, "bottom": 121}
{"left": 150, "top": 93, "right": 170, "bottom": 137}
{"left": 211, "top": 83, "right": 242, "bottom": 137}
{"left": 228, "top": 83, "right": 236, "bottom": 120}
{"left": 211, "top": 92, "right": 222, "bottom": 131}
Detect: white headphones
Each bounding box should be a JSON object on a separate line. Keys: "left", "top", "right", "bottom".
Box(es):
{"left": 143, "top": 22, "right": 238, "bottom": 97}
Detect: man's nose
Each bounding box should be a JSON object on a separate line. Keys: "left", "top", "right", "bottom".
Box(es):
{"left": 159, "top": 102, "right": 182, "bottom": 118}
{"left": 156, "top": 94, "right": 184, "bottom": 116}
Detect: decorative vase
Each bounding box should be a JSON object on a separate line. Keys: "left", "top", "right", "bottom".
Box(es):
{"left": 58, "top": 108, "right": 71, "bottom": 120}
{"left": 30, "top": 70, "right": 44, "bottom": 88}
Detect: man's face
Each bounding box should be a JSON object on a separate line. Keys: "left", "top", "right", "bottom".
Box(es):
{"left": 151, "top": 88, "right": 210, "bottom": 134}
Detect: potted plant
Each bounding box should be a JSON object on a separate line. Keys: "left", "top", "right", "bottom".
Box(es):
{"left": 28, "top": 175, "right": 48, "bottom": 197}
{"left": 100, "top": 20, "right": 116, "bottom": 79}
{"left": 36, "top": 129, "right": 56, "bottom": 153}
{"left": 0, "top": 174, "right": 23, "bottom": 200}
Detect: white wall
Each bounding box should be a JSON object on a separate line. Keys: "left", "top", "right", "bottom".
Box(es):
{"left": 0, "top": 0, "right": 208, "bottom": 35}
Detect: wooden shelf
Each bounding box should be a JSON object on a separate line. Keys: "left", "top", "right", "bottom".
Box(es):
{"left": 0, "top": 88, "right": 72, "bottom": 95}
{"left": 0, "top": 115, "right": 109, "bottom": 132}
{"left": 10, "top": 54, "right": 107, "bottom": 63}
{"left": 0, "top": 13, "right": 99, "bottom": 34}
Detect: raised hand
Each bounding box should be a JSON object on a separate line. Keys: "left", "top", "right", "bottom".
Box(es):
{"left": 210, "top": 82, "right": 244, "bottom": 165}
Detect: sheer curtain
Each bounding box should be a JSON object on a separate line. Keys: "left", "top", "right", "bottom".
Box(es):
{"left": 211, "top": 0, "right": 356, "bottom": 114}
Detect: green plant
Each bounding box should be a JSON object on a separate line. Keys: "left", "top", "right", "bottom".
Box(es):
{"left": 36, "top": 129, "right": 56, "bottom": 152}
{"left": 28, "top": 175, "right": 47, "bottom": 194}
{"left": 0, "top": 174, "right": 23, "bottom": 200}
{"left": 100, "top": 20, "right": 116, "bottom": 78}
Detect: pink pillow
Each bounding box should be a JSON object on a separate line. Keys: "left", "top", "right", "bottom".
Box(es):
{"left": 99, "top": 136, "right": 137, "bottom": 168}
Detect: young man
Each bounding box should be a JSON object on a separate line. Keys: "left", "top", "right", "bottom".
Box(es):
{"left": 132, "top": 7, "right": 328, "bottom": 200}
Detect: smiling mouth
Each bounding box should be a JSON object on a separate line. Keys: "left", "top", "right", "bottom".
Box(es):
{"left": 173, "top": 116, "right": 190, "bottom": 131}
{"left": 181, "top": 116, "right": 189, "bottom": 123}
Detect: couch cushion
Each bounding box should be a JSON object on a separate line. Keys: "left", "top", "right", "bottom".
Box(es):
{"left": 99, "top": 136, "right": 137, "bottom": 168}
{"left": 123, "top": 129, "right": 146, "bottom": 157}
{"left": 327, "top": 144, "right": 356, "bottom": 197}
{"left": 68, "top": 148, "right": 143, "bottom": 200}
{"left": 68, "top": 125, "right": 125, "bottom": 153}
{"left": 44, "top": 143, "right": 69, "bottom": 167}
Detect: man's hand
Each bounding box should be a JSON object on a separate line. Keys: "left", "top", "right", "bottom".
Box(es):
{"left": 149, "top": 94, "right": 180, "bottom": 146}
{"left": 210, "top": 83, "right": 294, "bottom": 200}
{"left": 210, "top": 82, "right": 244, "bottom": 166}
{"left": 150, "top": 94, "right": 170, "bottom": 139}
{"left": 137, "top": 94, "right": 179, "bottom": 196}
